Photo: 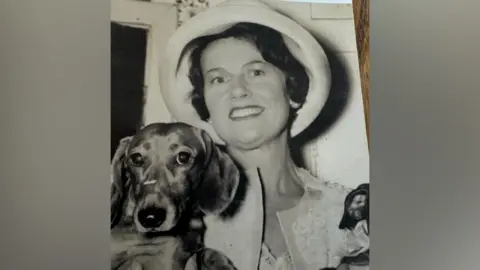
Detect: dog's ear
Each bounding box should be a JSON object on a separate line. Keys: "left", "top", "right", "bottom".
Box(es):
{"left": 197, "top": 131, "right": 240, "bottom": 216}
{"left": 111, "top": 136, "right": 132, "bottom": 228}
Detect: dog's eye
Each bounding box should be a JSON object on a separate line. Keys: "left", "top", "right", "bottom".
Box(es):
{"left": 129, "top": 153, "right": 144, "bottom": 167}
{"left": 176, "top": 151, "right": 191, "bottom": 165}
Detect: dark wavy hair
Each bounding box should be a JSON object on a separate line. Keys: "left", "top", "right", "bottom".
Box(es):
{"left": 179, "top": 22, "right": 310, "bottom": 121}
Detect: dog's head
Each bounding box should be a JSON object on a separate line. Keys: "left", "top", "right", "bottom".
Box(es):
{"left": 110, "top": 122, "right": 240, "bottom": 233}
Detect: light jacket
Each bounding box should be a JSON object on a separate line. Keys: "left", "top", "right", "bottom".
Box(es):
{"left": 203, "top": 167, "right": 363, "bottom": 270}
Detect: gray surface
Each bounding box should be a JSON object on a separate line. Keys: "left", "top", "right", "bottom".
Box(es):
{"left": 1, "top": 0, "right": 480, "bottom": 269}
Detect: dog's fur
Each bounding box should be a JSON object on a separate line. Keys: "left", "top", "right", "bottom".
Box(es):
{"left": 111, "top": 122, "right": 240, "bottom": 270}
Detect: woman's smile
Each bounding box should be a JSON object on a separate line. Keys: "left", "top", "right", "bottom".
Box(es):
{"left": 229, "top": 105, "right": 265, "bottom": 121}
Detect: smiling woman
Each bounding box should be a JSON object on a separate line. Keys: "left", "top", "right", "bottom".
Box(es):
{"left": 158, "top": 1, "right": 368, "bottom": 269}
{"left": 111, "top": 0, "right": 370, "bottom": 270}
{"left": 186, "top": 23, "right": 308, "bottom": 151}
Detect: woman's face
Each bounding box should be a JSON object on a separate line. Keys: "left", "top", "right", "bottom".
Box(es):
{"left": 200, "top": 37, "right": 292, "bottom": 150}
{"left": 348, "top": 194, "right": 367, "bottom": 220}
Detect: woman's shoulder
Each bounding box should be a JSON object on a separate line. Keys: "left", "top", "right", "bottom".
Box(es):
{"left": 294, "top": 167, "right": 352, "bottom": 229}
{"left": 283, "top": 167, "right": 355, "bottom": 268}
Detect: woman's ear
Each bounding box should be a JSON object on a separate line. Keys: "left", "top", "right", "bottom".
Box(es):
{"left": 111, "top": 136, "right": 132, "bottom": 228}
{"left": 196, "top": 131, "right": 240, "bottom": 216}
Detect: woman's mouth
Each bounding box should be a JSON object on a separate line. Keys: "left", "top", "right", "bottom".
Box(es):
{"left": 229, "top": 106, "right": 265, "bottom": 121}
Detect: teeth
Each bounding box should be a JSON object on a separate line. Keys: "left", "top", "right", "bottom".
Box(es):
{"left": 231, "top": 107, "right": 263, "bottom": 118}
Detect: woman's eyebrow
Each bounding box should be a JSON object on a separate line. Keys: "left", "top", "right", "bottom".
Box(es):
{"left": 245, "top": 60, "right": 265, "bottom": 66}
{"left": 205, "top": 67, "right": 223, "bottom": 74}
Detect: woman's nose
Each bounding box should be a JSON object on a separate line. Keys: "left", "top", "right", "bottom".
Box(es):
{"left": 230, "top": 76, "right": 251, "bottom": 100}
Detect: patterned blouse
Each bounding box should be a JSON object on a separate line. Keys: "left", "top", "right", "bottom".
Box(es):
{"left": 203, "top": 167, "right": 359, "bottom": 270}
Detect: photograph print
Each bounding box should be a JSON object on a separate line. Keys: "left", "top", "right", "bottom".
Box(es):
{"left": 110, "top": 0, "right": 369, "bottom": 270}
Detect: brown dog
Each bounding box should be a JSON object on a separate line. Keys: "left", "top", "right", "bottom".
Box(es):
{"left": 111, "top": 122, "right": 240, "bottom": 270}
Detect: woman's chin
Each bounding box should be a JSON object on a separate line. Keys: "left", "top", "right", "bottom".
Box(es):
{"left": 216, "top": 120, "right": 286, "bottom": 150}
{"left": 225, "top": 132, "right": 266, "bottom": 150}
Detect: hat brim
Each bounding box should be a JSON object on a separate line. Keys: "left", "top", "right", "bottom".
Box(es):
{"left": 159, "top": 0, "right": 330, "bottom": 144}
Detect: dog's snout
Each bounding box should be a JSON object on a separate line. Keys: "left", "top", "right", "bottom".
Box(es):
{"left": 138, "top": 206, "right": 167, "bottom": 229}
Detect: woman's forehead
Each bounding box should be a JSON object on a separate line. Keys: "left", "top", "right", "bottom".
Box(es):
{"left": 200, "top": 37, "right": 264, "bottom": 72}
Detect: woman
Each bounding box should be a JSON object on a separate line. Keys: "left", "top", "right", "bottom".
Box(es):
{"left": 159, "top": 0, "right": 365, "bottom": 269}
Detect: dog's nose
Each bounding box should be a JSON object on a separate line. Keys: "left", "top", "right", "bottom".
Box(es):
{"left": 138, "top": 207, "right": 167, "bottom": 229}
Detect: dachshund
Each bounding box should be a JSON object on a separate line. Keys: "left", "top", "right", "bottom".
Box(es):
{"left": 110, "top": 122, "right": 240, "bottom": 270}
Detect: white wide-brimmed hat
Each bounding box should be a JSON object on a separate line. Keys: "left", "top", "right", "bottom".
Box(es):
{"left": 159, "top": 0, "right": 331, "bottom": 144}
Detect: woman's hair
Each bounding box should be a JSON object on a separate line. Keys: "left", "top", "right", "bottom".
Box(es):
{"left": 180, "top": 22, "right": 310, "bottom": 121}
{"left": 339, "top": 183, "right": 370, "bottom": 230}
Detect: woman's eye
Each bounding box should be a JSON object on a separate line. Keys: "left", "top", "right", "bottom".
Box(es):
{"left": 129, "top": 153, "right": 144, "bottom": 167}
{"left": 176, "top": 151, "right": 192, "bottom": 165}
{"left": 250, "top": 69, "right": 265, "bottom": 77}
{"left": 210, "top": 77, "right": 226, "bottom": 84}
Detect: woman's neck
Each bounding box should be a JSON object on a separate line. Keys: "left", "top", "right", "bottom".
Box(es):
{"left": 226, "top": 132, "right": 305, "bottom": 213}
